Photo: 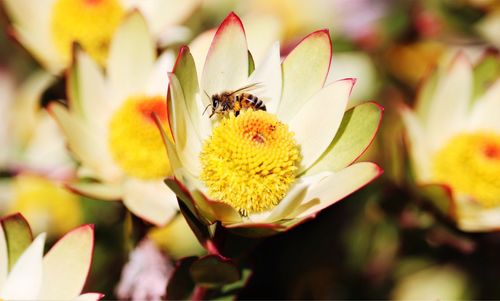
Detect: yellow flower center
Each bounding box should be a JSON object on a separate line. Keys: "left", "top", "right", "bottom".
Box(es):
{"left": 200, "top": 110, "right": 300, "bottom": 216}
{"left": 51, "top": 0, "right": 125, "bottom": 65}
{"left": 432, "top": 132, "right": 500, "bottom": 207}
{"left": 108, "top": 95, "right": 171, "bottom": 179}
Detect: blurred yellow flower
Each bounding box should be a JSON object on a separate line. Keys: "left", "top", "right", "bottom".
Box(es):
{"left": 3, "top": 174, "right": 82, "bottom": 238}
{"left": 49, "top": 12, "right": 178, "bottom": 226}
{"left": 2, "top": 0, "right": 200, "bottom": 73}
{"left": 402, "top": 51, "right": 500, "bottom": 231}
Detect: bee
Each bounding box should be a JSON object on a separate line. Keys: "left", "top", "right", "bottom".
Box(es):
{"left": 204, "top": 83, "right": 266, "bottom": 118}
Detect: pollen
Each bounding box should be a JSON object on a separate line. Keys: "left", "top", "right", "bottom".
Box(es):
{"left": 200, "top": 110, "right": 300, "bottom": 216}
{"left": 108, "top": 95, "right": 171, "bottom": 179}
{"left": 51, "top": 0, "right": 124, "bottom": 65}
{"left": 432, "top": 132, "right": 500, "bottom": 207}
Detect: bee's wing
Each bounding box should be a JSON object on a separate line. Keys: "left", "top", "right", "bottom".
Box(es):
{"left": 228, "top": 83, "right": 264, "bottom": 96}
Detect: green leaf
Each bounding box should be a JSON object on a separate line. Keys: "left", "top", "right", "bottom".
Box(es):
{"left": 1, "top": 213, "right": 33, "bottom": 271}
{"left": 177, "top": 197, "right": 212, "bottom": 248}
{"left": 190, "top": 255, "right": 240, "bottom": 288}
{"left": 248, "top": 51, "right": 255, "bottom": 75}
{"left": 304, "top": 102, "right": 383, "bottom": 175}
{"left": 472, "top": 51, "right": 500, "bottom": 101}
{"left": 166, "top": 256, "right": 198, "bottom": 300}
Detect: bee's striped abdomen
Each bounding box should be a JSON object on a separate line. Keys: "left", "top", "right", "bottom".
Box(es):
{"left": 240, "top": 93, "right": 266, "bottom": 111}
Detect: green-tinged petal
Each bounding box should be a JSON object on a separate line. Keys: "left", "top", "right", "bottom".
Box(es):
{"left": 122, "top": 179, "right": 178, "bottom": 226}
{"left": 107, "top": 11, "right": 155, "bottom": 102}
{"left": 65, "top": 182, "right": 122, "bottom": 201}
{"left": 424, "top": 54, "right": 472, "bottom": 150}
{"left": 0, "top": 233, "right": 45, "bottom": 300}
{"left": 467, "top": 79, "right": 500, "bottom": 132}
{"left": 74, "top": 293, "right": 105, "bottom": 301}
{"left": 290, "top": 79, "right": 353, "bottom": 173}
{"left": 294, "top": 162, "right": 382, "bottom": 219}
{"left": 278, "top": 30, "right": 332, "bottom": 122}
{"left": 154, "top": 117, "right": 184, "bottom": 179}
{"left": 455, "top": 197, "right": 500, "bottom": 232}
{"left": 191, "top": 190, "right": 242, "bottom": 225}
{"left": 305, "top": 102, "right": 383, "bottom": 176}
{"left": 39, "top": 225, "right": 93, "bottom": 300}
{"left": 400, "top": 107, "right": 432, "bottom": 181}
{"left": 201, "top": 13, "right": 248, "bottom": 102}
{"left": 172, "top": 46, "right": 211, "bottom": 140}
{"left": 0, "top": 224, "right": 8, "bottom": 288}
{"left": 248, "top": 42, "right": 282, "bottom": 114}
{"left": 1, "top": 213, "right": 33, "bottom": 271}
{"left": 48, "top": 103, "right": 121, "bottom": 182}
{"left": 168, "top": 73, "right": 202, "bottom": 176}
{"left": 69, "top": 51, "right": 108, "bottom": 127}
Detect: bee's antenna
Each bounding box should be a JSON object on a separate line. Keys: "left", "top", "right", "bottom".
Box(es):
{"left": 202, "top": 103, "right": 211, "bottom": 116}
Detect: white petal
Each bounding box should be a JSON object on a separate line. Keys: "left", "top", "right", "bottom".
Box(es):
{"left": 39, "top": 225, "right": 94, "bottom": 300}
{"left": 295, "top": 162, "right": 382, "bottom": 219}
{"left": 401, "top": 107, "right": 432, "bottom": 182}
{"left": 48, "top": 103, "right": 122, "bottom": 182}
{"left": 71, "top": 51, "right": 108, "bottom": 131}
{"left": 424, "top": 54, "right": 472, "bottom": 150}
{"left": 263, "top": 173, "right": 330, "bottom": 222}
{"left": 243, "top": 14, "right": 282, "bottom": 65}
{"left": 248, "top": 42, "right": 282, "bottom": 114}
{"left": 128, "top": 0, "right": 199, "bottom": 38}
{"left": 456, "top": 197, "right": 500, "bottom": 232}
{"left": 146, "top": 51, "right": 176, "bottom": 96}
{"left": 467, "top": 78, "right": 500, "bottom": 132}
{"left": 107, "top": 12, "right": 155, "bottom": 102}
{"left": 11, "top": 25, "right": 64, "bottom": 73}
{"left": 201, "top": 13, "right": 248, "bottom": 99}
{"left": 289, "top": 79, "right": 353, "bottom": 173}
{"left": 189, "top": 29, "right": 216, "bottom": 84}
{"left": 122, "top": 179, "right": 178, "bottom": 226}
{"left": 0, "top": 233, "right": 45, "bottom": 300}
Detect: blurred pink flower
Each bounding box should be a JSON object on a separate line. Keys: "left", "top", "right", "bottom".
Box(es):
{"left": 116, "top": 239, "right": 173, "bottom": 301}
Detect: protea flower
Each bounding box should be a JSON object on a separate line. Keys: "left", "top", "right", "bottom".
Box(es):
{"left": 49, "top": 12, "right": 177, "bottom": 226}
{"left": 0, "top": 213, "right": 100, "bottom": 300}
{"left": 161, "top": 13, "right": 383, "bottom": 236}
{"left": 2, "top": 0, "right": 199, "bottom": 73}
{"left": 0, "top": 70, "right": 74, "bottom": 178}
{"left": 401, "top": 51, "right": 500, "bottom": 232}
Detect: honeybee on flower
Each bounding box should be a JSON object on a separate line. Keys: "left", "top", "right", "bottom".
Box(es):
{"left": 160, "top": 12, "right": 383, "bottom": 236}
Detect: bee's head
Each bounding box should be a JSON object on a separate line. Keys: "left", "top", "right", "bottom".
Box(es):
{"left": 209, "top": 95, "right": 222, "bottom": 117}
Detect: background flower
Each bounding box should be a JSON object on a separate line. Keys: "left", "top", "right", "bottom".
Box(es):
{"left": 49, "top": 12, "right": 179, "bottom": 226}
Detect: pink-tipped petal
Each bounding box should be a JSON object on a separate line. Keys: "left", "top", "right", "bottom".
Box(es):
{"left": 39, "top": 225, "right": 94, "bottom": 300}
{"left": 295, "top": 162, "right": 383, "bottom": 219}
{"left": 289, "top": 78, "right": 354, "bottom": 173}
{"left": 201, "top": 13, "right": 249, "bottom": 100}
{"left": 278, "top": 29, "right": 332, "bottom": 122}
